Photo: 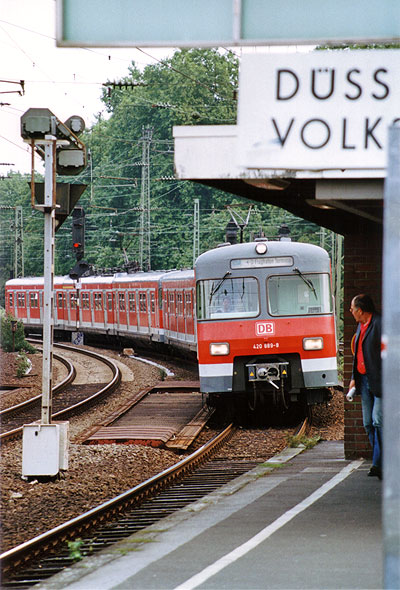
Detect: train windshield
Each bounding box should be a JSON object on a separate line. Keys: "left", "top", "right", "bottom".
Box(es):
{"left": 197, "top": 277, "right": 259, "bottom": 320}
{"left": 267, "top": 273, "right": 332, "bottom": 316}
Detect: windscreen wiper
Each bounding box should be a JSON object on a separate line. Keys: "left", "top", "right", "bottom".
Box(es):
{"left": 209, "top": 271, "right": 231, "bottom": 302}
{"left": 293, "top": 267, "right": 317, "bottom": 299}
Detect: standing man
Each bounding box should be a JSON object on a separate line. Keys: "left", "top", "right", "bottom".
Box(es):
{"left": 348, "top": 294, "right": 382, "bottom": 479}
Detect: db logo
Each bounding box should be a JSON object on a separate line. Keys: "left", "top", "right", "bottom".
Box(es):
{"left": 256, "top": 321, "right": 275, "bottom": 336}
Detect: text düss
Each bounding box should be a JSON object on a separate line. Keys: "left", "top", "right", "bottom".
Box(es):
{"left": 276, "top": 68, "right": 390, "bottom": 101}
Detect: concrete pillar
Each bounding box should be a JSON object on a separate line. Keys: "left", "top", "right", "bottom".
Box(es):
{"left": 343, "top": 225, "right": 383, "bottom": 459}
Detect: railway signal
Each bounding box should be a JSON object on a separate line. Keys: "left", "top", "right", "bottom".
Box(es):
{"left": 21, "top": 108, "right": 87, "bottom": 232}
{"left": 20, "top": 108, "right": 88, "bottom": 478}
{"left": 72, "top": 206, "right": 85, "bottom": 260}
{"left": 70, "top": 206, "right": 91, "bottom": 279}
{"left": 32, "top": 183, "right": 87, "bottom": 232}
{"left": 21, "top": 108, "right": 87, "bottom": 176}
{"left": 69, "top": 260, "right": 91, "bottom": 280}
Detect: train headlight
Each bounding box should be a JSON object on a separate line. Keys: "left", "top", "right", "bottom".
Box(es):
{"left": 255, "top": 242, "right": 268, "bottom": 255}
{"left": 303, "top": 337, "right": 324, "bottom": 351}
{"left": 210, "top": 342, "right": 230, "bottom": 356}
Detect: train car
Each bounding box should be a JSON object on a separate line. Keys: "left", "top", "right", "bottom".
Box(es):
{"left": 55, "top": 275, "right": 115, "bottom": 334}
{"left": 5, "top": 237, "right": 338, "bottom": 420}
{"left": 160, "top": 269, "right": 196, "bottom": 352}
{"left": 5, "top": 277, "right": 43, "bottom": 328}
{"left": 5, "top": 272, "right": 167, "bottom": 345}
{"left": 195, "top": 238, "right": 338, "bottom": 418}
{"left": 110, "top": 271, "right": 166, "bottom": 343}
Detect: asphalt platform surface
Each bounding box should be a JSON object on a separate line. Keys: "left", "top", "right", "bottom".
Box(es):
{"left": 36, "top": 440, "right": 382, "bottom": 590}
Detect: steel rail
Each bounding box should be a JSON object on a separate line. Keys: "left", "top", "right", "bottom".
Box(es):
{"left": 0, "top": 343, "right": 121, "bottom": 443}
{"left": 0, "top": 352, "right": 75, "bottom": 419}
{"left": 294, "top": 416, "right": 309, "bottom": 439}
{"left": 0, "top": 424, "right": 235, "bottom": 576}
{"left": 48, "top": 343, "right": 122, "bottom": 419}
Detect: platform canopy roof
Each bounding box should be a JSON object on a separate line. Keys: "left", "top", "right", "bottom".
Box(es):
{"left": 174, "top": 124, "right": 384, "bottom": 234}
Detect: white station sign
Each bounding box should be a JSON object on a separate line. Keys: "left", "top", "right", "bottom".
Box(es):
{"left": 237, "top": 50, "right": 400, "bottom": 171}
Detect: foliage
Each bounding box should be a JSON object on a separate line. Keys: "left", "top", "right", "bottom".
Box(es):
{"left": 16, "top": 351, "right": 30, "bottom": 378}
{"left": 287, "top": 434, "right": 321, "bottom": 449}
{"left": 0, "top": 310, "right": 37, "bottom": 353}
{"left": 67, "top": 539, "right": 84, "bottom": 561}
{"left": 316, "top": 43, "right": 400, "bottom": 51}
{"left": 0, "top": 49, "right": 338, "bottom": 289}
{"left": 0, "top": 172, "right": 44, "bottom": 306}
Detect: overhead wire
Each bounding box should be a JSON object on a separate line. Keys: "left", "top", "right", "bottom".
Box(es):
{"left": 135, "top": 47, "right": 237, "bottom": 103}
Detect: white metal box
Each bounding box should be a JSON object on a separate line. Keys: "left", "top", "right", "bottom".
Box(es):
{"left": 22, "top": 424, "right": 60, "bottom": 477}
{"left": 54, "top": 421, "right": 69, "bottom": 470}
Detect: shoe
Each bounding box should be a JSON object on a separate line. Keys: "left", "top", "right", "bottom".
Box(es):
{"left": 368, "top": 465, "right": 382, "bottom": 479}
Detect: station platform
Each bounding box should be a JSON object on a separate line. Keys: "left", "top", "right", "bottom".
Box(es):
{"left": 37, "top": 440, "right": 382, "bottom": 590}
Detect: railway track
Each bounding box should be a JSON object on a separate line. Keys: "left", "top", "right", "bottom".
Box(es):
{"left": 0, "top": 343, "right": 121, "bottom": 443}
{"left": 0, "top": 419, "right": 308, "bottom": 588}
{"left": 0, "top": 424, "right": 236, "bottom": 587}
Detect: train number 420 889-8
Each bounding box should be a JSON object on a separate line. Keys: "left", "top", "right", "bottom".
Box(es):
{"left": 253, "top": 342, "right": 280, "bottom": 350}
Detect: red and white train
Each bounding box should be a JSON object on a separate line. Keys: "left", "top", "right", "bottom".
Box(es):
{"left": 5, "top": 238, "right": 338, "bottom": 418}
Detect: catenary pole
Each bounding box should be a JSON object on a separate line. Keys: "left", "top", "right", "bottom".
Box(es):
{"left": 382, "top": 123, "right": 400, "bottom": 589}
{"left": 139, "top": 126, "right": 152, "bottom": 271}
{"left": 14, "top": 206, "right": 24, "bottom": 278}
{"left": 193, "top": 198, "right": 199, "bottom": 265}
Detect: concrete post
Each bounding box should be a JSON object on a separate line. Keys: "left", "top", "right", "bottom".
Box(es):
{"left": 382, "top": 123, "right": 400, "bottom": 588}
{"left": 41, "top": 136, "right": 57, "bottom": 425}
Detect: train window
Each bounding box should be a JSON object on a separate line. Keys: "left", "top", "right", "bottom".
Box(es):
{"left": 57, "top": 292, "right": 64, "bottom": 309}
{"left": 267, "top": 273, "right": 332, "bottom": 316}
{"left": 185, "top": 292, "right": 192, "bottom": 316}
{"left": 8, "top": 292, "right": 14, "bottom": 308}
{"left": 107, "top": 293, "right": 113, "bottom": 311}
{"left": 118, "top": 292, "right": 126, "bottom": 311}
{"left": 128, "top": 292, "right": 136, "bottom": 312}
{"left": 168, "top": 292, "right": 175, "bottom": 313}
{"left": 139, "top": 292, "right": 147, "bottom": 312}
{"left": 70, "top": 293, "right": 77, "bottom": 309}
{"left": 94, "top": 293, "right": 103, "bottom": 310}
{"left": 29, "top": 292, "right": 39, "bottom": 308}
{"left": 17, "top": 292, "right": 26, "bottom": 308}
{"left": 177, "top": 292, "right": 183, "bottom": 315}
{"left": 81, "top": 292, "right": 90, "bottom": 310}
{"left": 197, "top": 277, "right": 259, "bottom": 320}
{"left": 150, "top": 292, "right": 155, "bottom": 313}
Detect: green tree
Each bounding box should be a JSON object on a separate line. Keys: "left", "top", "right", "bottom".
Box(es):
{"left": 0, "top": 172, "right": 45, "bottom": 304}
{"left": 1, "top": 49, "right": 328, "bottom": 286}
{"left": 0, "top": 311, "right": 36, "bottom": 353}
{"left": 73, "top": 48, "right": 323, "bottom": 272}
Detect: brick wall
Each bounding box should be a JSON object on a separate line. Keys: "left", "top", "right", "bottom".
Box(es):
{"left": 343, "top": 225, "right": 382, "bottom": 459}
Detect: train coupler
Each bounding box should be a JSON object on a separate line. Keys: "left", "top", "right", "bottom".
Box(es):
{"left": 246, "top": 360, "right": 289, "bottom": 389}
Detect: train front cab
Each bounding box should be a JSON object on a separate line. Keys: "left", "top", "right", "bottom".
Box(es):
{"left": 195, "top": 240, "right": 339, "bottom": 420}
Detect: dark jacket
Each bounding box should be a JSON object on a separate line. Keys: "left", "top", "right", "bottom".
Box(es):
{"left": 352, "top": 313, "right": 382, "bottom": 397}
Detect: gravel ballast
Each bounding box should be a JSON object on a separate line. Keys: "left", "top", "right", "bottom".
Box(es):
{"left": 0, "top": 347, "right": 343, "bottom": 554}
